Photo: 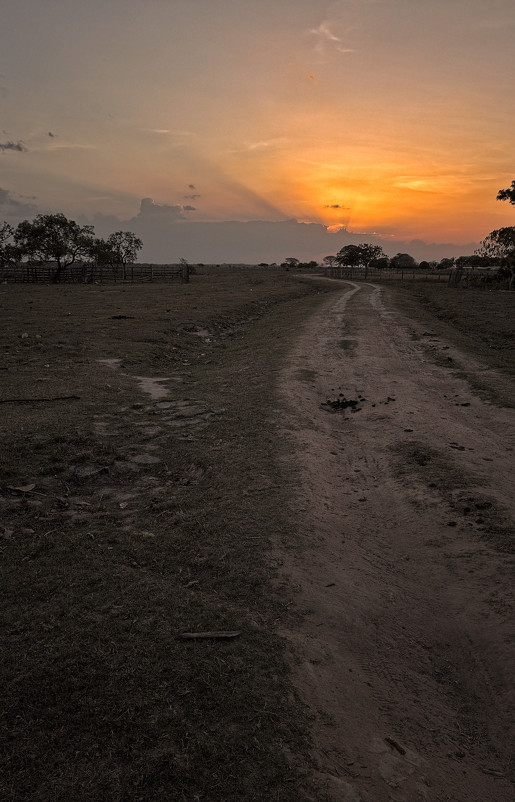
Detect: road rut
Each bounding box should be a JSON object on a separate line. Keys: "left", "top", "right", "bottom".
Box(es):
{"left": 279, "top": 281, "right": 514, "bottom": 802}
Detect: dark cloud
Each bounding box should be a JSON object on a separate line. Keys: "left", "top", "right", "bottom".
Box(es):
{"left": 135, "top": 197, "right": 185, "bottom": 221}
{"left": 0, "top": 187, "right": 38, "bottom": 219}
{"left": 86, "top": 198, "right": 480, "bottom": 265}
{"left": 184, "top": 193, "right": 201, "bottom": 200}
{"left": 0, "top": 140, "right": 27, "bottom": 153}
{"left": 48, "top": 132, "right": 56, "bottom": 137}
{"left": 188, "top": 184, "right": 196, "bottom": 189}
{"left": 183, "top": 205, "right": 196, "bottom": 211}
{"left": 324, "top": 204, "right": 349, "bottom": 209}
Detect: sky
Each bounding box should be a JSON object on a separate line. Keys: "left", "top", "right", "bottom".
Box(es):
{"left": 1, "top": 0, "right": 515, "bottom": 262}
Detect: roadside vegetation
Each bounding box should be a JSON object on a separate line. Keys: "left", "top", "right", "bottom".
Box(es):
{"left": 0, "top": 272, "right": 340, "bottom": 802}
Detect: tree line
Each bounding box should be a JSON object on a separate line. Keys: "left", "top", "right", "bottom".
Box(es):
{"left": 1, "top": 181, "right": 514, "bottom": 286}
{"left": 319, "top": 181, "right": 515, "bottom": 289}
{"left": 0, "top": 213, "right": 142, "bottom": 283}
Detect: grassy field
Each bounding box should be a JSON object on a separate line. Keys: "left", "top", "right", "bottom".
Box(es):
{"left": 0, "top": 272, "right": 341, "bottom": 802}
{"left": 390, "top": 282, "right": 515, "bottom": 407}
{"left": 1, "top": 273, "right": 513, "bottom": 801}
{"left": 391, "top": 283, "right": 514, "bottom": 376}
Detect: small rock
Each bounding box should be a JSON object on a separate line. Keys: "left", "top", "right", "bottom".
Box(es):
{"left": 74, "top": 463, "right": 108, "bottom": 479}
{"left": 130, "top": 454, "right": 161, "bottom": 465}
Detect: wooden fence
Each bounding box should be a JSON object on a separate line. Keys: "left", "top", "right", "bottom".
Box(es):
{"left": 0, "top": 262, "right": 190, "bottom": 284}
{"left": 324, "top": 266, "right": 510, "bottom": 289}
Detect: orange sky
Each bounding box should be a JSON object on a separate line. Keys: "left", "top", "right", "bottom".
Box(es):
{"left": 1, "top": 0, "right": 515, "bottom": 253}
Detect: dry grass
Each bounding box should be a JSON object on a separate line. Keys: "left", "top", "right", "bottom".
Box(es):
{"left": 0, "top": 271, "right": 338, "bottom": 802}
{"left": 390, "top": 283, "right": 515, "bottom": 407}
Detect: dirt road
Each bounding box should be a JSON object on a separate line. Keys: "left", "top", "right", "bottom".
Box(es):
{"left": 279, "top": 281, "right": 514, "bottom": 801}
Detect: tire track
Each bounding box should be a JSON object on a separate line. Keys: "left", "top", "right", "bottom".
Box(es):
{"left": 278, "top": 281, "right": 514, "bottom": 802}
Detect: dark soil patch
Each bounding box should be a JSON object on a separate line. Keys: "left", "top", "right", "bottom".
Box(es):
{"left": 0, "top": 272, "right": 339, "bottom": 802}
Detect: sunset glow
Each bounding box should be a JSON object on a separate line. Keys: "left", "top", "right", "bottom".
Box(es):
{"left": 2, "top": 0, "right": 514, "bottom": 261}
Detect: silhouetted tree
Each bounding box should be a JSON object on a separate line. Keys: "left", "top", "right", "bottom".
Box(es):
{"left": 494, "top": 182, "right": 515, "bottom": 288}
{"left": 106, "top": 231, "right": 143, "bottom": 280}
{"left": 323, "top": 255, "right": 337, "bottom": 267}
{"left": 455, "top": 254, "right": 498, "bottom": 268}
{"left": 476, "top": 227, "right": 515, "bottom": 289}
{"left": 369, "top": 256, "right": 390, "bottom": 270}
{"left": 0, "top": 222, "right": 14, "bottom": 268}
{"left": 336, "top": 243, "right": 387, "bottom": 268}
{"left": 14, "top": 213, "right": 95, "bottom": 282}
{"left": 496, "top": 180, "right": 515, "bottom": 205}
{"left": 390, "top": 252, "right": 417, "bottom": 269}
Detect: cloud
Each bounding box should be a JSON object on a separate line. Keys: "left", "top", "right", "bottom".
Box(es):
{"left": 85, "top": 198, "right": 479, "bottom": 264}
{"left": 324, "top": 203, "right": 350, "bottom": 209}
{"left": 188, "top": 184, "right": 196, "bottom": 189}
{"left": 0, "top": 140, "right": 27, "bottom": 153}
{"left": 184, "top": 193, "right": 201, "bottom": 200}
{"left": 0, "top": 187, "right": 38, "bottom": 218}
{"left": 309, "top": 20, "right": 355, "bottom": 55}
{"left": 228, "top": 137, "right": 290, "bottom": 155}
{"left": 136, "top": 197, "right": 186, "bottom": 221}
{"left": 183, "top": 205, "right": 196, "bottom": 212}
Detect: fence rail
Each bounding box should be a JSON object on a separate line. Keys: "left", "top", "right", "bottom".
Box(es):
{"left": 0, "top": 262, "right": 189, "bottom": 284}
{"left": 324, "top": 266, "right": 510, "bottom": 288}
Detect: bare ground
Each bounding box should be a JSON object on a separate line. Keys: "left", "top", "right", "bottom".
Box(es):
{"left": 1, "top": 275, "right": 513, "bottom": 801}
{"left": 278, "top": 280, "right": 514, "bottom": 801}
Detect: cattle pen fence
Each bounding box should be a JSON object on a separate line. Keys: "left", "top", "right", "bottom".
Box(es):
{"left": 1, "top": 261, "right": 511, "bottom": 290}
{"left": 0, "top": 262, "right": 190, "bottom": 284}
{"left": 323, "top": 265, "right": 511, "bottom": 289}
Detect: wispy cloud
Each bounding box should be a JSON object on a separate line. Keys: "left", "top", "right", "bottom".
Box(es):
{"left": 0, "top": 140, "right": 27, "bottom": 153}
{"left": 309, "top": 20, "right": 355, "bottom": 55}
{"left": 143, "top": 129, "right": 196, "bottom": 138}
{"left": 228, "top": 137, "right": 289, "bottom": 155}
{"left": 0, "top": 187, "right": 37, "bottom": 217}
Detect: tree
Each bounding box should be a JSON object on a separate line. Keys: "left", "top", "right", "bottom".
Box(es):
{"left": 476, "top": 227, "right": 515, "bottom": 289}
{"left": 106, "top": 231, "right": 143, "bottom": 280}
{"left": 455, "top": 254, "right": 497, "bottom": 268}
{"left": 496, "top": 180, "right": 515, "bottom": 205}
{"left": 0, "top": 222, "right": 22, "bottom": 278}
{"left": 323, "top": 255, "right": 337, "bottom": 267}
{"left": 0, "top": 222, "right": 14, "bottom": 268}
{"left": 335, "top": 243, "right": 387, "bottom": 268}
{"left": 492, "top": 180, "right": 515, "bottom": 288}
{"left": 369, "top": 256, "right": 390, "bottom": 270}
{"left": 390, "top": 252, "right": 417, "bottom": 270}
{"left": 282, "top": 257, "right": 300, "bottom": 269}
{"left": 14, "top": 213, "right": 95, "bottom": 282}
